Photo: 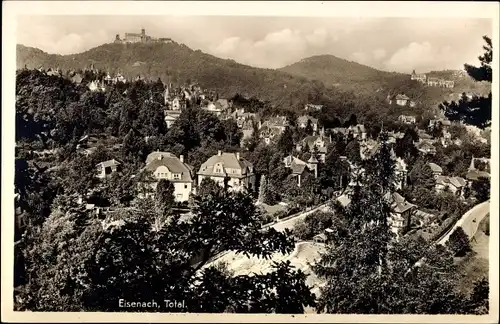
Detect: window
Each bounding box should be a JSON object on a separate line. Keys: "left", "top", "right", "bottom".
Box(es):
{"left": 184, "top": 184, "right": 188, "bottom": 189}
{"left": 173, "top": 173, "right": 180, "bottom": 180}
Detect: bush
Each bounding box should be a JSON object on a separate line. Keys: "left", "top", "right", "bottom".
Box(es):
{"left": 446, "top": 226, "right": 471, "bottom": 256}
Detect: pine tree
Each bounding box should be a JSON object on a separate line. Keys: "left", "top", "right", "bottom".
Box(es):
{"left": 258, "top": 175, "right": 268, "bottom": 204}
{"left": 439, "top": 36, "right": 492, "bottom": 128}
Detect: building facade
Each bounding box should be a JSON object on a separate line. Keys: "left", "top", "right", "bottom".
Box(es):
{"left": 197, "top": 151, "right": 256, "bottom": 192}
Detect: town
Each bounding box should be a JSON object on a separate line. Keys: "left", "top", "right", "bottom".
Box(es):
{"left": 13, "top": 32, "right": 492, "bottom": 315}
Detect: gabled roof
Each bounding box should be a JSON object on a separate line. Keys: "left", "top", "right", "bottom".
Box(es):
{"left": 198, "top": 152, "right": 253, "bottom": 177}
{"left": 302, "top": 135, "right": 328, "bottom": 148}
{"left": 215, "top": 99, "right": 230, "bottom": 110}
{"left": 144, "top": 153, "right": 193, "bottom": 182}
{"left": 97, "top": 159, "right": 120, "bottom": 168}
{"left": 384, "top": 192, "right": 416, "bottom": 213}
{"left": 436, "top": 176, "right": 467, "bottom": 188}
{"left": 297, "top": 115, "right": 318, "bottom": 125}
{"left": 428, "top": 162, "right": 443, "bottom": 173}
{"left": 396, "top": 94, "right": 410, "bottom": 100}
{"left": 466, "top": 170, "right": 491, "bottom": 181}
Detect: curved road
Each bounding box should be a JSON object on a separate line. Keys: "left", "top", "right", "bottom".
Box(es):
{"left": 437, "top": 200, "right": 490, "bottom": 246}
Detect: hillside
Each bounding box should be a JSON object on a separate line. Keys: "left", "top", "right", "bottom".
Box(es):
{"left": 280, "top": 55, "right": 491, "bottom": 110}
{"left": 16, "top": 42, "right": 333, "bottom": 111}
{"left": 279, "top": 55, "right": 407, "bottom": 94}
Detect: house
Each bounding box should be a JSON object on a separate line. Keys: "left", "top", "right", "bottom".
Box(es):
{"left": 428, "top": 163, "right": 443, "bottom": 179}
{"left": 202, "top": 101, "right": 223, "bottom": 116}
{"left": 348, "top": 124, "right": 367, "bottom": 140}
{"left": 283, "top": 155, "right": 318, "bottom": 187}
{"left": 395, "top": 94, "right": 410, "bottom": 106}
{"left": 197, "top": 151, "right": 256, "bottom": 192}
{"left": 429, "top": 118, "right": 451, "bottom": 131}
{"left": 260, "top": 126, "right": 283, "bottom": 145}
{"left": 466, "top": 157, "right": 491, "bottom": 183}
{"left": 164, "top": 111, "right": 181, "bottom": 128}
{"left": 427, "top": 77, "right": 439, "bottom": 87}
{"left": 384, "top": 192, "right": 416, "bottom": 236}
{"left": 304, "top": 103, "right": 323, "bottom": 111}
{"left": 435, "top": 176, "right": 467, "bottom": 197}
{"left": 88, "top": 80, "right": 106, "bottom": 92}
{"left": 113, "top": 73, "right": 127, "bottom": 84}
{"left": 71, "top": 73, "right": 83, "bottom": 85}
{"left": 441, "top": 131, "right": 453, "bottom": 147}
{"left": 387, "top": 131, "right": 405, "bottom": 144}
{"left": 259, "top": 116, "right": 289, "bottom": 133}
{"left": 142, "top": 152, "right": 194, "bottom": 202}
{"left": 411, "top": 70, "right": 427, "bottom": 83}
{"left": 394, "top": 156, "right": 408, "bottom": 190}
{"left": 313, "top": 233, "right": 327, "bottom": 243}
{"left": 96, "top": 159, "right": 121, "bottom": 179}
{"left": 170, "top": 97, "right": 184, "bottom": 111}
{"left": 297, "top": 115, "right": 319, "bottom": 132}
{"left": 416, "top": 141, "right": 436, "bottom": 155}
{"left": 409, "top": 101, "right": 417, "bottom": 108}
{"left": 331, "top": 127, "right": 349, "bottom": 138}
{"left": 215, "top": 99, "right": 231, "bottom": 112}
{"left": 360, "top": 139, "right": 379, "bottom": 160}
{"left": 297, "top": 134, "right": 330, "bottom": 162}
{"left": 241, "top": 127, "right": 254, "bottom": 145}
{"left": 398, "top": 115, "right": 417, "bottom": 124}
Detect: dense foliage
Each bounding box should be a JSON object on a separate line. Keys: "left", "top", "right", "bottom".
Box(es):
{"left": 440, "top": 36, "right": 492, "bottom": 128}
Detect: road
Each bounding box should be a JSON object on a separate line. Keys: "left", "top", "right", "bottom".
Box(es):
{"left": 437, "top": 200, "right": 490, "bottom": 246}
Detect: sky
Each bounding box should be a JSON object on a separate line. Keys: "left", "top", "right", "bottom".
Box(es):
{"left": 16, "top": 16, "right": 492, "bottom": 73}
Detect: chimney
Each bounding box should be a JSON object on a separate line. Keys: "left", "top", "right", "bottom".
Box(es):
{"left": 236, "top": 152, "right": 241, "bottom": 160}
{"left": 218, "top": 150, "right": 222, "bottom": 156}
{"left": 180, "top": 155, "right": 184, "bottom": 163}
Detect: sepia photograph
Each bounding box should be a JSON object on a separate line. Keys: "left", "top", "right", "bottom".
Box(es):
{"left": 2, "top": 1, "right": 499, "bottom": 322}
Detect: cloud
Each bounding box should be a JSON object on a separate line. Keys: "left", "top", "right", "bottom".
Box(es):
{"left": 384, "top": 41, "right": 457, "bottom": 72}
{"left": 372, "top": 48, "right": 386, "bottom": 60}
{"left": 209, "top": 27, "right": 337, "bottom": 68}
{"left": 351, "top": 52, "right": 370, "bottom": 64}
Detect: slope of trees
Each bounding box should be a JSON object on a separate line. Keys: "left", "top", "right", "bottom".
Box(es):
{"left": 15, "top": 179, "right": 316, "bottom": 312}
{"left": 312, "top": 145, "right": 488, "bottom": 314}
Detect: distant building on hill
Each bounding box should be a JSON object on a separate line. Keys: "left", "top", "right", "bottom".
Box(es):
{"left": 114, "top": 28, "right": 173, "bottom": 44}
{"left": 411, "top": 70, "right": 427, "bottom": 83}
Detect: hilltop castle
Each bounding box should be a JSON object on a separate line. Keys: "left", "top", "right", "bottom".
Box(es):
{"left": 114, "top": 28, "right": 173, "bottom": 44}
{"left": 411, "top": 70, "right": 454, "bottom": 88}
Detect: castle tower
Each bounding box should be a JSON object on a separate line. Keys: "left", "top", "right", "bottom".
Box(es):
{"left": 141, "top": 28, "right": 146, "bottom": 42}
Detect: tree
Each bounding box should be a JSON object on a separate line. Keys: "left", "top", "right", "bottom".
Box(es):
{"left": 155, "top": 179, "right": 176, "bottom": 216}
{"left": 258, "top": 175, "right": 269, "bottom": 205}
{"left": 365, "top": 132, "right": 395, "bottom": 193}
{"left": 407, "top": 158, "right": 434, "bottom": 190}
{"left": 16, "top": 180, "right": 316, "bottom": 313}
{"left": 439, "top": 36, "right": 492, "bottom": 128}
{"left": 471, "top": 177, "right": 490, "bottom": 202}
{"left": 446, "top": 226, "right": 471, "bottom": 256}
{"left": 277, "top": 126, "right": 295, "bottom": 154}
{"left": 345, "top": 139, "right": 361, "bottom": 164}
{"left": 292, "top": 211, "right": 333, "bottom": 241}
{"left": 313, "top": 167, "right": 486, "bottom": 314}
{"left": 304, "top": 119, "right": 314, "bottom": 136}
